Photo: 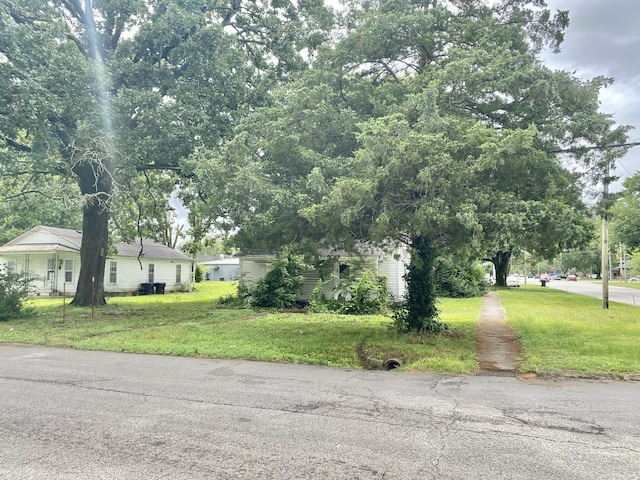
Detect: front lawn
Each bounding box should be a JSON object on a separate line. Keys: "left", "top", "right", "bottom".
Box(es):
{"left": 497, "top": 286, "right": 640, "bottom": 377}
{"left": 3, "top": 282, "right": 639, "bottom": 377}
{"left": 0, "top": 282, "right": 480, "bottom": 374}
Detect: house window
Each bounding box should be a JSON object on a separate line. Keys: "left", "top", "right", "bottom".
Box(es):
{"left": 109, "top": 261, "right": 117, "bottom": 284}
{"left": 176, "top": 264, "right": 182, "bottom": 284}
{"left": 339, "top": 263, "right": 350, "bottom": 277}
{"left": 148, "top": 263, "right": 155, "bottom": 283}
{"left": 64, "top": 259, "right": 73, "bottom": 283}
{"left": 6, "top": 260, "right": 17, "bottom": 273}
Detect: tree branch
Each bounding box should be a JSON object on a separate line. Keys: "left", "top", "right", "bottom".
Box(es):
{"left": 4, "top": 0, "right": 36, "bottom": 24}
{"left": 61, "top": 0, "right": 85, "bottom": 24}
{"left": 136, "top": 164, "right": 182, "bottom": 172}
{"left": 0, "top": 135, "right": 32, "bottom": 153}
{"left": 66, "top": 33, "right": 89, "bottom": 58}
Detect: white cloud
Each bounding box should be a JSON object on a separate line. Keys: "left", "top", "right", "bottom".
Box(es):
{"left": 541, "top": 0, "right": 640, "bottom": 189}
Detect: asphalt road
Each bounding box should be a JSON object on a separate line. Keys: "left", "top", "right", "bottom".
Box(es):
{"left": 1, "top": 344, "right": 639, "bottom": 479}
{"left": 543, "top": 279, "right": 640, "bottom": 306}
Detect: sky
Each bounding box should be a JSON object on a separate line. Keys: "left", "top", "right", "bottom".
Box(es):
{"left": 541, "top": 0, "right": 640, "bottom": 191}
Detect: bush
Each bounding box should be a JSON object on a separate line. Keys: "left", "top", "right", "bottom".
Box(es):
{"left": 215, "top": 291, "right": 245, "bottom": 308}
{"left": 242, "top": 252, "right": 306, "bottom": 309}
{"left": 333, "top": 269, "right": 389, "bottom": 315}
{"left": 0, "top": 268, "right": 35, "bottom": 321}
{"left": 308, "top": 279, "right": 329, "bottom": 313}
{"left": 194, "top": 264, "right": 204, "bottom": 283}
{"left": 391, "top": 304, "right": 448, "bottom": 334}
{"left": 309, "top": 269, "right": 389, "bottom": 315}
{"left": 435, "top": 255, "right": 488, "bottom": 298}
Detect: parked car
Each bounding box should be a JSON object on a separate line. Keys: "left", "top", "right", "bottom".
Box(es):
{"left": 550, "top": 274, "right": 562, "bottom": 280}
{"left": 567, "top": 274, "right": 577, "bottom": 281}
{"left": 506, "top": 275, "right": 520, "bottom": 287}
{"left": 629, "top": 277, "right": 638, "bottom": 282}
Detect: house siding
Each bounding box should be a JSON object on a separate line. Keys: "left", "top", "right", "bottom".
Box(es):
{"left": 1, "top": 226, "right": 194, "bottom": 297}
{"left": 204, "top": 264, "right": 240, "bottom": 281}
{"left": 239, "top": 249, "right": 408, "bottom": 303}
{"left": 300, "top": 270, "right": 321, "bottom": 301}
{"left": 105, "top": 257, "right": 192, "bottom": 294}
{"left": 0, "top": 252, "right": 192, "bottom": 296}
{"left": 239, "top": 258, "right": 270, "bottom": 284}
{"left": 378, "top": 255, "right": 406, "bottom": 299}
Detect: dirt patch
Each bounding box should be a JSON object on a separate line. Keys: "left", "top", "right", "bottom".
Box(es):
{"left": 355, "top": 344, "right": 369, "bottom": 369}
{"left": 475, "top": 292, "right": 522, "bottom": 375}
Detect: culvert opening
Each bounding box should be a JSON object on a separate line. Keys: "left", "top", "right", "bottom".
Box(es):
{"left": 383, "top": 358, "right": 402, "bottom": 370}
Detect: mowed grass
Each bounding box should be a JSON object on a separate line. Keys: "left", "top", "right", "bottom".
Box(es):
{"left": 3, "top": 282, "right": 639, "bottom": 376}
{"left": 497, "top": 286, "right": 640, "bottom": 376}
{"left": 0, "top": 282, "right": 480, "bottom": 374}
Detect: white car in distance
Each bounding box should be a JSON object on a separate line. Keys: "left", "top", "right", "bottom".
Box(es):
{"left": 506, "top": 275, "right": 520, "bottom": 287}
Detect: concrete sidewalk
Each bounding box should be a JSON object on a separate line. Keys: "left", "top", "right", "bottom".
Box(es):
{"left": 475, "top": 291, "right": 521, "bottom": 374}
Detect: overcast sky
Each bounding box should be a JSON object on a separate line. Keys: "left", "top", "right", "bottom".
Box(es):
{"left": 542, "top": 0, "right": 640, "bottom": 191}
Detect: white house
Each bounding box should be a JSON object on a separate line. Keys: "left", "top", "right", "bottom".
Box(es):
{"left": 238, "top": 244, "right": 408, "bottom": 302}
{"left": 200, "top": 255, "right": 240, "bottom": 281}
{"left": 0, "top": 226, "right": 194, "bottom": 296}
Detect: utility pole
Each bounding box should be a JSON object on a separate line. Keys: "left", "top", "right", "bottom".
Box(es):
{"left": 601, "top": 215, "right": 609, "bottom": 309}
{"left": 551, "top": 138, "right": 638, "bottom": 309}
{"left": 601, "top": 160, "right": 610, "bottom": 309}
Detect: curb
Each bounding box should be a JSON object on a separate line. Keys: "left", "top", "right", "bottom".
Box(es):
{"left": 517, "top": 371, "right": 640, "bottom": 382}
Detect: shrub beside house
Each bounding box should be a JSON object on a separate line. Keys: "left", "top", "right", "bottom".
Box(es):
{"left": 237, "top": 244, "right": 408, "bottom": 303}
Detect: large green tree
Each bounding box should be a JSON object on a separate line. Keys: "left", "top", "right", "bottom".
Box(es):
{"left": 0, "top": 0, "right": 332, "bottom": 305}
{"left": 0, "top": 160, "right": 83, "bottom": 245}
{"left": 611, "top": 172, "right": 640, "bottom": 251}
{"left": 199, "top": 0, "right": 628, "bottom": 330}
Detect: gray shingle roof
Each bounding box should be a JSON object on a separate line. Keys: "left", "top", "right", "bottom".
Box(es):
{"left": 1, "top": 226, "right": 192, "bottom": 261}
{"left": 114, "top": 239, "right": 192, "bottom": 261}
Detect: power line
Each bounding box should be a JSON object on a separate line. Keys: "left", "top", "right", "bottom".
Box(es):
{"left": 550, "top": 140, "right": 640, "bottom": 154}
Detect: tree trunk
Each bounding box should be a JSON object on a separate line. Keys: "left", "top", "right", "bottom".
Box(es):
{"left": 492, "top": 251, "right": 512, "bottom": 287}
{"left": 403, "top": 235, "right": 441, "bottom": 331}
{"left": 70, "top": 162, "right": 112, "bottom": 307}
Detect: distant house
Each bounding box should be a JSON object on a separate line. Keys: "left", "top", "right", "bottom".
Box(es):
{"left": 200, "top": 255, "right": 240, "bottom": 281}
{"left": 0, "top": 226, "right": 194, "bottom": 296}
{"left": 238, "top": 244, "right": 408, "bottom": 302}
{"left": 613, "top": 260, "right": 633, "bottom": 280}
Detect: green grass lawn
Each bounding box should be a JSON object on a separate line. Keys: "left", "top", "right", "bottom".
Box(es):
{"left": 0, "top": 282, "right": 480, "bottom": 374}
{"left": 2, "top": 282, "right": 639, "bottom": 377}
{"left": 497, "top": 285, "right": 640, "bottom": 377}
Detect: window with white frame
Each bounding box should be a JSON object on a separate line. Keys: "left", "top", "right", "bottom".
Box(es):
{"left": 175, "top": 264, "right": 182, "bottom": 284}
{"left": 6, "top": 260, "right": 17, "bottom": 273}
{"left": 64, "top": 259, "right": 73, "bottom": 283}
{"left": 148, "top": 263, "right": 155, "bottom": 283}
{"left": 109, "top": 261, "right": 117, "bottom": 284}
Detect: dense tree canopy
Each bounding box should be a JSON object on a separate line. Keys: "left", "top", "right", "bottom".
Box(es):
{"left": 0, "top": 170, "right": 82, "bottom": 245}
{"left": 611, "top": 172, "right": 640, "bottom": 251}
{"left": 1, "top": 0, "right": 630, "bottom": 326}
{"left": 0, "top": 0, "right": 332, "bottom": 305}
{"left": 195, "top": 0, "right": 628, "bottom": 329}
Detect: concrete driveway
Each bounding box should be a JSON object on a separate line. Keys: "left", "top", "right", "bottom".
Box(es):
{"left": 1, "top": 344, "right": 639, "bottom": 479}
